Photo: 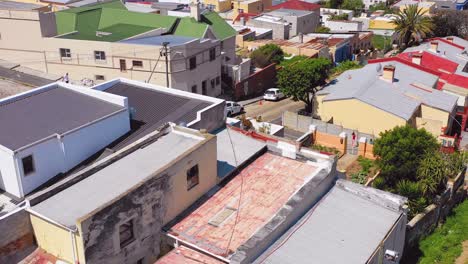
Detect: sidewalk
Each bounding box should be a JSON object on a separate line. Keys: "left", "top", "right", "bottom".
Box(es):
{"left": 238, "top": 95, "right": 264, "bottom": 106}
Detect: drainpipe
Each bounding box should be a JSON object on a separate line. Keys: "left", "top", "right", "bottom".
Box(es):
{"left": 166, "top": 233, "right": 230, "bottom": 263}
{"left": 70, "top": 229, "right": 78, "bottom": 264}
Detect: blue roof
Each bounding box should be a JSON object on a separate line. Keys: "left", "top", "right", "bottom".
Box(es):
{"left": 119, "top": 35, "right": 198, "bottom": 47}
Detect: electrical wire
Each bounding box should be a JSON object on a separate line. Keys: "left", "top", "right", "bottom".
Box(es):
{"left": 146, "top": 48, "right": 162, "bottom": 83}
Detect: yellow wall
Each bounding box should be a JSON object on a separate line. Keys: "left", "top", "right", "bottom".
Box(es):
{"left": 369, "top": 19, "right": 396, "bottom": 30}
{"left": 232, "top": 0, "right": 271, "bottom": 17}
{"left": 318, "top": 98, "right": 407, "bottom": 136}
{"left": 204, "top": 0, "right": 232, "bottom": 12}
{"left": 420, "top": 105, "right": 450, "bottom": 128}
{"left": 164, "top": 133, "right": 218, "bottom": 224}
{"left": 30, "top": 214, "right": 85, "bottom": 264}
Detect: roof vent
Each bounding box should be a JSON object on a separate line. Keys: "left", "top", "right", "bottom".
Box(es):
{"left": 411, "top": 53, "right": 422, "bottom": 65}
{"left": 430, "top": 41, "right": 439, "bottom": 53}
{"left": 96, "top": 31, "right": 112, "bottom": 37}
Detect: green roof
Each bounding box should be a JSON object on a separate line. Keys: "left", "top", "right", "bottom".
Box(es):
{"left": 55, "top": 2, "right": 236, "bottom": 43}
{"left": 55, "top": 0, "right": 177, "bottom": 42}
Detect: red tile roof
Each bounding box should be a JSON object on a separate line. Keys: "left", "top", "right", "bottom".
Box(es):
{"left": 168, "top": 152, "right": 318, "bottom": 258}
{"left": 270, "top": 0, "right": 320, "bottom": 11}
{"left": 156, "top": 246, "right": 223, "bottom": 264}
{"left": 233, "top": 12, "right": 258, "bottom": 23}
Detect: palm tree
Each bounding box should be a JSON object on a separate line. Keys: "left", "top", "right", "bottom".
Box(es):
{"left": 392, "top": 5, "right": 434, "bottom": 48}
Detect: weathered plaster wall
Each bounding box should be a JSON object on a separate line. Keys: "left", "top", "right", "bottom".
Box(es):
{"left": 0, "top": 210, "right": 36, "bottom": 264}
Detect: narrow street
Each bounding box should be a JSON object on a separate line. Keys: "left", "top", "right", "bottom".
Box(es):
{"left": 242, "top": 98, "right": 304, "bottom": 122}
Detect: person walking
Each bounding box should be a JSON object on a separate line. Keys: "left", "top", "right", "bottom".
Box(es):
{"left": 352, "top": 132, "right": 356, "bottom": 147}
{"left": 63, "top": 73, "right": 69, "bottom": 83}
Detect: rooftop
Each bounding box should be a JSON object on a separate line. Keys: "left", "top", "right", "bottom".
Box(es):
{"left": 156, "top": 246, "right": 223, "bottom": 264}
{"left": 167, "top": 152, "right": 321, "bottom": 258}
{"left": 0, "top": 0, "right": 45, "bottom": 10}
{"left": 270, "top": 0, "right": 320, "bottom": 11}
{"left": 31, "top": 126, "right": 207, "bottom": 228}
{"left": 95, "top": 79, "right": 221, "bottom": 150}
{"left": 0, "top": 84, "right": 125, "bottom": 151}
{"left": 318, "top": 61, "right": 458, "bottom": 120}
{"left": 266, "top": 8, "right": 314, "bottom": 17}
{"left": 119, "top": 35, "right": 199, "bottom": 46}
{"left": 254, "top": 180, "right": 406, "bottom": 264}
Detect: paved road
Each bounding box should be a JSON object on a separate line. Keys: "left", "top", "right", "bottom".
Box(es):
{"left": 243, "top": 98, "right": 304, "bottom": 122}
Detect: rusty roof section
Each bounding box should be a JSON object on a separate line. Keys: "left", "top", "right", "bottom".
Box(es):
{"left": 168, "top": 152, "right": 319, "bottom": 259}
{"left": 155, "top": 246, "right": 224, "bottom": 264}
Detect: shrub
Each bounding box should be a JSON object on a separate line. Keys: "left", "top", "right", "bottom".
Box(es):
{"left": 357, "top": 156, "right": 374, "bottom": 174}
{"left": 372, "top": 176, "right": 386, "bottom": 190}
{"left": 250, "top": 44, "right": 284, "bottom": 68}
{"left": 351, "top": 171, "right": 367, "bottom": 184}
{"left": 417, "top": 152, "right": 448, "bottom": 196}
{"left": 315, "top": 26, "right": 331, "bottom": 33}
{"left": 331, "top": 60, "right": 363, "bottom": 76}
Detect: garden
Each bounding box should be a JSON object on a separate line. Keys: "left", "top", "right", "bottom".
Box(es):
{"left": 346, "top": 156, "right": 378, "bottom": 185}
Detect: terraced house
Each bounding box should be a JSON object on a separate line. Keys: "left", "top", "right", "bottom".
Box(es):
{"left": 0, "top": 0, "right": 237, "bottom": 96}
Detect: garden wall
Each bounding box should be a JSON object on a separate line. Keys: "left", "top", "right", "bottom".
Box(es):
{"left": 233, "top": 63, "right": 277, "bottom": 100}
{"left": 405, "top": 167, "right": 467, "bottom": 249}
{"left": 0, "top": 209, "right": 36, "bottom": 263}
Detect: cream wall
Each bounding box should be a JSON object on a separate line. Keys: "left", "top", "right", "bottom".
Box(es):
{"left": 369, "top": 19, "right": 396, "bottom": 30}
{"left": 204, "top": 0, "right": 232, "bottom": 12}
{"left": 318, "top": 98, "right": 407, "bottom": 136}
{"left": 30, "top": 214, "right": 85, "bottom": 264}
{"left": 420, "top": 105, "right": 451, "bottom": 129}
{"left": 164, "top": 133, "right": 218, "bottom": 224}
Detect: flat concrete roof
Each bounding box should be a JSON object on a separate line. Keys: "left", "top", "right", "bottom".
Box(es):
{"left": 0, "top": 84, "right": 124, "bottom": 150}
{"left": 216, "top": 128, "right": 266, "bottom": 179}
{"left": 0, "top": 0, "right": 44, "bottom": 10}
{"left": 32, "top": 128, "right": 205, "bottom": 228}
{"left": 168, "top": 152, "right": 319, "bottom": 258}
{"left": 255, "top": 180, "right": 405, "bottom": 263}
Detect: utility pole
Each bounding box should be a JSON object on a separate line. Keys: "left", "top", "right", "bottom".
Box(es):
{"left": 162, "top": 42, "right": 170, "bottom": 88}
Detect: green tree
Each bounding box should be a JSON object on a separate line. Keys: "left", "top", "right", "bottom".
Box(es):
{"left": 341, "top": 0, "right": 364, "bottom": 15}
{"left": 417, "top": 152, "right": 447, "bottom": 196}
{"left": 277, "top": 58, "right": 332, "bottom": 113}
{"left": 250, "top": 44, "right": 284, "bottom": 68}
{"left": 373, "top": 126, "right": 439, "bottom": 184}
{"left": 431, "top": 10, "right": 468, "bottom": 39}
{"left": 330, "top": 60, "right": 363, "bottom": 76}
{"left": 315, "top": 26, "right": 331, "bottom": 33}
{"left": 392, "top": 5, "right": 434, "bottom": 48}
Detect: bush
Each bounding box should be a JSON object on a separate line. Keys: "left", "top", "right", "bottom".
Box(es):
{"left": 372, "top": 176, "right": 386, "bottom": 190}
{"left": 357, "top": 156, "right": 374, "bottom": 174}
{"left": 331, "top": 60, "right": 363, "bottom": 76}
{"left": 315, "top": 26, "right": 331, "bottom": 33}
{"left": 250, "top": 44, "right": 284, "bottom": 68}
{"left": 351, "top": 171, "right": 367, "bottom": 184}
{"left": 417, "top": 152, "right": 448, "bottom": 196}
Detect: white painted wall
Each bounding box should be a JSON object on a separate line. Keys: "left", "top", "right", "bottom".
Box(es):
{"left": 327, "top": 20, "right": 363, "bottom": 31}
{"left": 0, "top": 148, "right": 21, "bottom": 197}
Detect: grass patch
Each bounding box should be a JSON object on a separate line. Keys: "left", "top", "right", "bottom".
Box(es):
{"left": 371, "top": 35, "right": 392, "bottom": 51}
{"left": 348, "top": 156, "right": 377, "bottom": 184}
{"left": 311, "top": 144, "right": 341, "bottom": 156}
{"left": 417, "top": 200, "right": 468, "bottom": 264}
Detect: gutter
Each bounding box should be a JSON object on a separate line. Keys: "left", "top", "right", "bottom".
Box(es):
{"left": 166, "top": 232, "right": 230, "bottom": 263}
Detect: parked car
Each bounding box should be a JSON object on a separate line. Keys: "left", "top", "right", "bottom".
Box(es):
{"left": 263, "top": 88, "right": 285, "bottom": 101}
{"left": 226, "top": 101, "right": 244, "bottom": 117}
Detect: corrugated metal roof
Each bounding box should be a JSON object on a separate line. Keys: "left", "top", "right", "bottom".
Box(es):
{"left": 104, "top": 82, "right": 212, "bottom": 150}
{"left": 255, "top": 181, "right": 403, "bottom": 264}
{"left": 0, "top": 85, "right": 124, "bottom": 150}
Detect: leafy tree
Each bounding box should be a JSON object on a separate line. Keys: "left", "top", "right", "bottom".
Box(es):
{"left": 250, "top": 44, "right": 284, "bottom": 68}
{"left": 341, "top": 0, "right": 364, "bottom": 15}
{"left": 315, "top": 26, "right": 331, "bottom": 33}
{"left": 330, "top": 13, "right": 349, "bottom": 21}
{"left": 330, "top": 60, "right": 363, "bottom": 76}
{"left": 277, "top": 58, "right": 332, "bottom": 113}
{"left": 373, "top": 126, "right": 439, "bottom": 184}
{"left": 431, "top": 10, "right": 468, "bottom": 39}
{"left": 445, "top": 151, "right": 468, "bottom": 179}
{"left": 392, "top": 5, "right": 434, "bottom": 48}
{"left": 417, "top": 152, "right": 447, "bottom": 196}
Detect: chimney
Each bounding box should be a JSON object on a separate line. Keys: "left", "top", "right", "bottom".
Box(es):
{"left": 240, "top": 16, "right": 246, "bottom": 26}
{"left": 383, "top": 65, "right": 395, "bottom": 82}
{"left": 411, "top": 53, "right": 422, "bottom": 65}
{"left": 446, "top": 37, "right": 454, "bottom": 43}
{"left": 190, "top": 0, "right": 201, "bottom": 22}
{"left": 430, "top": 41, "right": 439, "bottom": 52}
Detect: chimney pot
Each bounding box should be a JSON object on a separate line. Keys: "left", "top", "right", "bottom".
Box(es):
{"left": 411, "top": 53, "right": 422, "bottom": 65}
{"left": 446, "top": 37, "right": 454, "bottom": 42}
{"left": 383, "top": 65, "right": 395, "bottom": 82}
{"left": 430, "top": 41, "right": 439, "bottom": 52}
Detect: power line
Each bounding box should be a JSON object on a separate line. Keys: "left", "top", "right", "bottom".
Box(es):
{"left": 146, "top": 48, "right": 162, "bottom": 83}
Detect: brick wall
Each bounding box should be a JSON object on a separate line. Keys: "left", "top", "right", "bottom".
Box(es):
{"left": 0, "top": 210, "right": 36, "bottom": 263}
{"left": 233, "top": 63, "right": 277, "bottom": 100}
{"left": 313, "top": 131, "right": 347, "bottom": 154}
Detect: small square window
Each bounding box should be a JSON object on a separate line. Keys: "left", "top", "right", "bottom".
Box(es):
{"left": 22, "top": 155, "right": 35, "bottom": 176}
{"left": 189, "top": 57, "right": 197, "bottom": 70}
{"left": 94, "top": 51, "right": 106, "bottom": 61}
{"left": 95, "top": 75, "right": 105, "bottom": 81}
{"left": 132, "top": 60, "right": 143, "bottom": 67}
{"left": 209, "top": 48, "right": 216, "bottom": 61}
{"left": 119, "top": 219, "right": 135, "bottom": 248}
{"left": 187, "top": 164, "right": 199, "bottom": 190}
{"left": 60, "top": 48, "right": 71, "bottom": 58}
{"left": 191, "top": 85, "right": 197, "bottom": 93}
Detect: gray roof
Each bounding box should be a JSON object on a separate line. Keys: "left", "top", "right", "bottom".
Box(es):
{"left": 102, "top": 82, "right": 212, "bottom": 150}
{"left": 255, "top": 180, "right": 404, "bottom": 264}
{"left": 0, "top": 0, "right": 44, "bottom": 10}
{"left": 216, "top": 128, "right": 266, "bottom": 179}
{"left": 32, "top": 130, "right": 202, "bottom": 228}
{"left": 318, "top": 62, "right": 458, "bottom": 120}
{"left": 0, "top": 65, "right": 55, "bottom": 87}
{"left": 0, "top": 85, "right": 124, "bottom": 150}
{"left": 119, "top": 35, "right": 198, "bottom": 47}
{"left": 267, "top": 8, "right": 313, "bottom": 17}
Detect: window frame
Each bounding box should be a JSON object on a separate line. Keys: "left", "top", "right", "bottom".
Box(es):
{"left": 191, "top": 85, "right": 197, "bottom": 93}
{"left": 118, "top": 218, "right": 135, "bottom": 249}
{"left": 59, "top": 48, "right": 71, "bottom": 59}
{"left": 94, "top": 50, "right": 106, "bottom": 61}
{"left": 132, "top": 60, "right": 143, "bottom": 68}
{"left": 189, "top": 56, "right": 197, "bottom": 70}
{"left": 21, "top": 155, "right": 35, "bottom": 176}
{"left": 209, "top": 48, "right": 216, "bottom": 61}
{"left": 95, "top": 75, "right": 105, "bottom": 81}
{"left": 187, "top": 164, "right": 199, "bottom": 190}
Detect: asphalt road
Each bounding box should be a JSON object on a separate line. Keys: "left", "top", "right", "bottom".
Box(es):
{"left": 243, "top": 98, "right": 304, "bottom": 122}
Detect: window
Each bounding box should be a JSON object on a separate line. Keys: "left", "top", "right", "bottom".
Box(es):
{"left": 21, "top": 155, "right": 35, "bottom": 176}
{"left": 94, "top": 51, "right": 106, "bottom": 61}
{"left": 132, "top": 60, "right": 143, "bottom": 67}
{"left": 119, "top": 219, "right": 135, "bottom": 248}
{"left": 216, "top": 76, "right": 220, "bottom": 85}
{"left": 211, "top": 78, "right": 215, "bottom": 89}
{"left": 95, "top": 75, "right": 105, "bottom": 81}
{"left": 189, "top": 57, "right": 196, "bottom": 70}
{"left": 187, "top": 164, "right": 199, "bottom": 190}
{"left": 202, "top": 80, "right": 207, "bottom": 95}
{"left": 120, "top": 59, "right": 127, "bottom": 72}
{"left": 59, "top": 48, "right": 71, "bottom": 58}
{"left": 191, "top": 85, "right": 197, "bottom": 93}
{"left": 209, "top": 48, "right": 216, "bottom": 61}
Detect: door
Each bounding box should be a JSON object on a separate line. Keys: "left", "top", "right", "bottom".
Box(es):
{"left": 120, "top": 59, "right": 127, "bottom": 72}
